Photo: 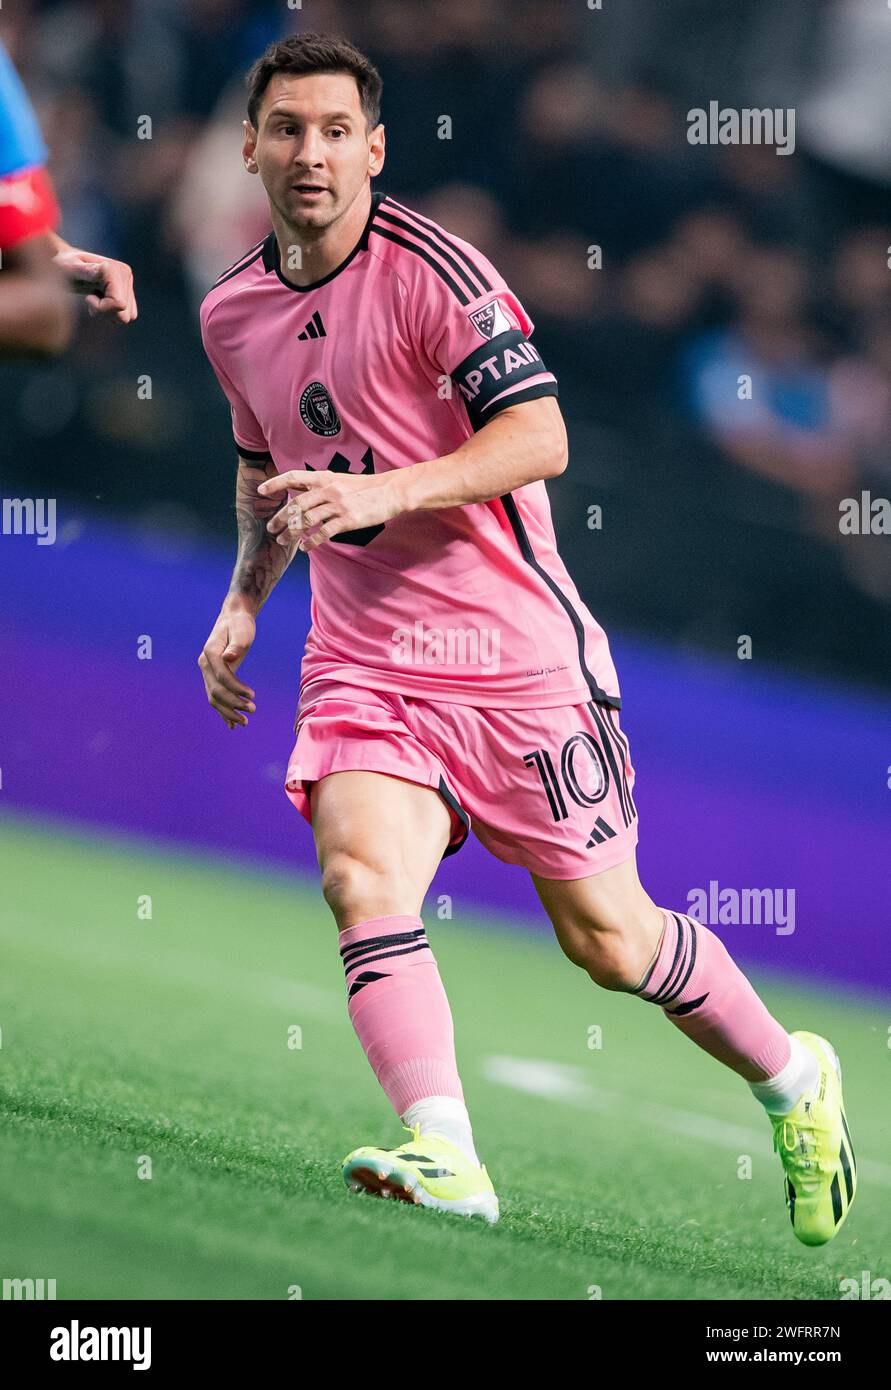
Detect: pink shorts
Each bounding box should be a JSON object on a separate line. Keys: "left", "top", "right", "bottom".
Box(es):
{"left": 284, "top": 680, "right": 638, "bottom": 880}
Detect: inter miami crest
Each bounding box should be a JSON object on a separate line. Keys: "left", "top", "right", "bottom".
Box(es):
{"left": 468, "top": 297, "right": 518, "bottom": 340}
{"left": 299, "top": 380, "right": 341, "bottom": 436}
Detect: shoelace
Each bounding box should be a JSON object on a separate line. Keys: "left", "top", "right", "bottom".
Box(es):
{"left": 773, "top": 1114, "right": 831, "bottom": 1190}
{"left": 400, "top": 1123, "right": 488, "bottom": 1179}
{"left": 399, "top": 1122, "right": 444, "bottom": 1151}
{"left": 402, "top": 1121, "right": 453, "bottom": 1147}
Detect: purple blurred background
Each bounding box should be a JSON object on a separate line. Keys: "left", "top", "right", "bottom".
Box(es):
{"left": 2, "top": 515, "right": 888, "bottom": 996}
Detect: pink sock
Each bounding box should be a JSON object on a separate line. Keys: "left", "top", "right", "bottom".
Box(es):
{"left": 338, "top": 914, "right": 465, "bottom": 1114}
{"left": 630, "top": 910, "right": 791, "bottom": 1082}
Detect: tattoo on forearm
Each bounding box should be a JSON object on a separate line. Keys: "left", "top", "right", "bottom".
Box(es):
{"left": 229, "top": 462, "right": 294, "bottom": 606}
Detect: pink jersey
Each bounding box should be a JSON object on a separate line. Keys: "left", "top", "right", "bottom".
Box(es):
{"left": 200, "top": 190, "right": 620, "bottom": 710}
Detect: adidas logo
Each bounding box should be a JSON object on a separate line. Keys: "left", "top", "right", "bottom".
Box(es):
{"left": 586, "top": 817, "right": 616, "bottom": 848}
{"left": 297, "top": 311, "right": 326, "bottom": 340}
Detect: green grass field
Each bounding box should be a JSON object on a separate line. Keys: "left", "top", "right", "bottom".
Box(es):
{"left": 1, "top": 812, "right": 888, "bottom": 1301}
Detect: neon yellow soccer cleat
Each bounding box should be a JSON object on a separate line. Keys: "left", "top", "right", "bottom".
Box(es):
{"left": 342, "top": 1124, "right": 499, "bottom": 1224}
{"left": 770, "top": 1031, "right": 857, "bottom": 1247}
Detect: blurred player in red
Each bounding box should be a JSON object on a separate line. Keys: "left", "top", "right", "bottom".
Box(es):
{"left": 199, "top": 33, "right": 856, "bottom": 1243}
{"left": 0, "top": 41, "right": 136, "bottom": 355}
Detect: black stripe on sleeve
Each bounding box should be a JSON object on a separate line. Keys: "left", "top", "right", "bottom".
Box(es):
{"left": 236, "top": 443, "right": 272, "bottom": 462}
{"left": 376, "top": 206, "right": 488, "bottom": 300}
{"left": 385, "top": 198, "right": 494, "bottom": 292}
{"left": 369, "top": 225, "right": 471, "bottom": 304}
{"left": 213, "top": 243, "right": 266, "bottom": 288}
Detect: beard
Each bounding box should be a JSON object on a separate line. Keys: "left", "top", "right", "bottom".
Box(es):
{"left": 270, "top": 183, "right": 343, "bottom": 235}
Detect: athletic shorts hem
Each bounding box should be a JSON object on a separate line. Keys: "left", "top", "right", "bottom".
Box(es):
{"left": 488, "top": 825, "right": 639, "bottom": 880}
{"left": 284, "top": 755, "right": 470, "bottom": 857}
{"left": 284, "top": 680, "right": 637, "bottom": 876}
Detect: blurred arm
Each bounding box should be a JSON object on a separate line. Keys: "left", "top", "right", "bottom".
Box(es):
{"left": 49, "top": 231, "right": 138, "bottom": 323}
{"left": 0, "top": 231, "right": 73, "bottom": 355}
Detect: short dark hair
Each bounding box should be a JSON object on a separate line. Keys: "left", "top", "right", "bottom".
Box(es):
{"left": 246, "top": 32, "right": 382, "bottom": 130}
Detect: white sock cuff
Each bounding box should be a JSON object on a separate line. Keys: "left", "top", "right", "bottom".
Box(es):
{"left": 749, "top": 1034, "right": 819, "bottom": 1115}
{"left": 401, "top": 1095, "right": 480, "bottom": 1165}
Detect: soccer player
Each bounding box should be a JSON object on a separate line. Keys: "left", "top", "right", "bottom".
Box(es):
{"left": 0, "top": 41, "right": 136, "bottom": 355}
{"left": 198, "top": 33, "right": 856, "bottom": 1242}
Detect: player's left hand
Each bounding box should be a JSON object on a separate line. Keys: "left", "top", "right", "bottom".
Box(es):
{"left": 53, "top": 246, "right": 138, "bottom": 323}
{"left": 258, "top": 469, "right": 403, "bottom": 552}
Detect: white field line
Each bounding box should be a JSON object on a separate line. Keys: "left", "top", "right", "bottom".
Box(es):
{"left": 8, "top": 900, "right": 887, "bottom": 1182}
{"left": 482, "top": 1055, "right": 891, "bottom": 1188}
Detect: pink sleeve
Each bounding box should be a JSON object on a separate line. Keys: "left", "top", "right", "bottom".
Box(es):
{"left": 200, "top": 303, "right": 270, "bottom": 458}
{"left": 409, "top": 246, "right": 558, "bottom": 431}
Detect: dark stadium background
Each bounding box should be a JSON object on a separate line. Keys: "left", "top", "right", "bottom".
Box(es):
{"left": 4, "top": 0, "right": 891, "bottom": 683}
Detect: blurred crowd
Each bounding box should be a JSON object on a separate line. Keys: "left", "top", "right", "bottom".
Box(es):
{"left": 2, "top": 0, "right": 890, "bottom": 687}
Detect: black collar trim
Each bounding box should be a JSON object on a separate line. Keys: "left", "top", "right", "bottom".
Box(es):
{"left": 262, "top": 190, "right": 387, "bottom": 292}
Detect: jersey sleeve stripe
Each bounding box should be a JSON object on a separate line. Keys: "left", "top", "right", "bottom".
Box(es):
{"left": 212, "top": 240, "right": 267, "bottom": 288}
{"left": 235, "top": 441, "right": 272, "bottom": 461}
{"left": 370, "top": 224, "right": 472, "bottom": 305}
{"left": 384, "top": 196, "right": 493, "bottom": 294}
{"left": 376, "top": 205, "right": 489, "bottom": 300}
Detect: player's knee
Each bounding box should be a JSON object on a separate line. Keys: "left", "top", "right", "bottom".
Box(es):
{"left": 319, "top": 850, "right": 409, "bottom": 923}
{"left": 320, "top": 851, "right": 379, "bottom": 912}
{"left": 579, "top": 936, "right": 643, "bottom": 991}
{"left": 592, "top": 959, "right": 643, "bottom": 991}
{"left": 558, "top": 905, "right": 660, "bottom": 992}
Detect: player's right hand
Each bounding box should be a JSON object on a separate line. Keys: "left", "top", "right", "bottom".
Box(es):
{"left": 198, "top": 607, "right": 257, "bottom": 729}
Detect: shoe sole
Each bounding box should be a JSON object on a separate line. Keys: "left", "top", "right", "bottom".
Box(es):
{"left": 343, "top": 1157, "right": 500, "bottom": 1223}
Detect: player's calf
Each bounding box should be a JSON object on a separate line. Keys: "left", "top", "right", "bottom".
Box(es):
{"left": 535, "top": 861, "right": 664, "bottom": 991}
{"left": 627, "top": 909, "right": 792, "bottom": 1081}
